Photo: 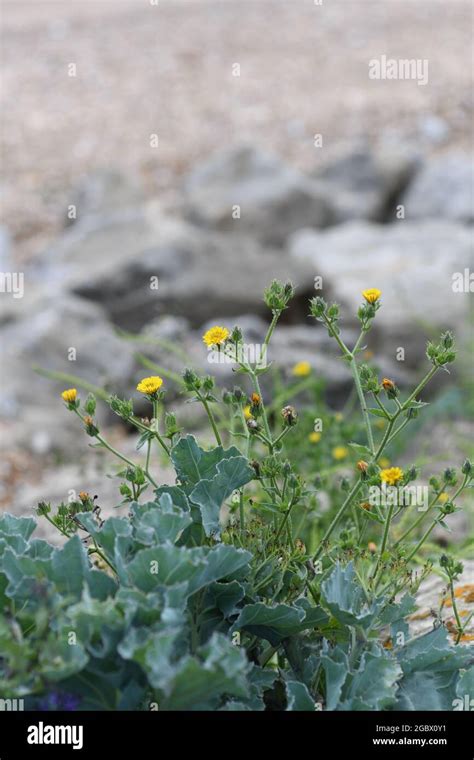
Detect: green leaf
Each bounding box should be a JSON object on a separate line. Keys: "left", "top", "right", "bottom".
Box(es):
{"left": 76, "top": 513, "right": 132, "bottom": 559}
{"left": 456, "top": 666, "right": 474, "bottom": 704}
{"left": 171, "top": 435, "right": 244, "bottom": 487}
{"left": 405, "top": 400, "right": 430, "bottom": 409}
{"left": 231, "top": 600, "right": 326, "bottom": 646}
{"left": 398, "top": 627, "right": 471, "bottom": 676}
{"left": 38, "top": 636, "right": 88, "bottom": 681}
{"left": 321, "top": 562, "right": 379, "bottom": 627}
{"left": 285, "top": 680, "right": 316, "bottom": 711}
{"left": 396, "top": 671, "right": 457, "bottom": 711}
{"left": 340, "top": 649, "right": 402, "bottom": 711}
{"left": 367, "top": 408, "right": 389, "bottom": 419}
{"left": 126, "top": 543, "right": 250, "bottom": 597}
{"left": 132, "top": 494, "right": 192, "bottom": 545}
{"left": 190, "top": 456, "right": 254, "bottom": 537}
{"left": 348, "top": 442, "right": 373, "bottom": 458}
{"left": 50, "top": 535, "right": 90, "bottom": 598}
{"left": 321, "top": 643, "right": 349, "bottom": 711}
{"left": 160, "top": 633, "right": 250, "bottom": 710}
{"left": 0, "top": 514, "right": 36, "bottom": 541}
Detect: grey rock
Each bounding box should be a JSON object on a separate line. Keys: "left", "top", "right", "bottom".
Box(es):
{"left": 402, "top": 152, "right": 473, "bottom": 223}
{"left": 65, "top": 168, "right": 145, "bottom": 227}
{"left": 0, "top": 225, "right": 12, "bottom": 271}
{"left": 183, "top": 145, "right": 335, "bottom": 245}
{"left": 289, "top": 220, "right": 473, "bottom": 366}
{"left": 52, "top": 213, "right": 316, "bottom": 331}
{"left": 311, "top": 140, "right": 419, "bottom": 223}
{"left": 0, "top": 295, "right": 136, "bottom": 424}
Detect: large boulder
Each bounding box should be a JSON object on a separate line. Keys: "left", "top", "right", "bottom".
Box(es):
{"left": 65, "top": 168, "right": 145, "bottom": 227}
{"left": 42, "top": 211, "right": 315, "bottom": 330}
{"left": 402, "top": 152, "right": 473, "bottom": 223}
{"left": 289, "top": 220, "right": 472, "bottom": 367}
{"left": 182, "top": 145, "right": 335, "bottom": 245}
{"left": 0, "top": 296, "right": 136, "bottom": 453}
{"left": 311, "top": 140, "right": 420, "bottom": 223}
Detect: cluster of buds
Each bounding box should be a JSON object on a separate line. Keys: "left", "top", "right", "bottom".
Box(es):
{"left": 109, "top": 395, "right": 134, "bottom": 420}
{"left": 263, "top": 279, "right": 295, "bottom": 313}
{"left": 358, "top": 364, "right": 379, "bottom": 394}
{"left": 222, "top": 385, "right": 246, "bottom": 406}
{"left": 440, "top": 554, "right": 464, "bottom": 581}
{"left": 426, "top": 331, "right": 456, "bottom": 368}
{"left": 119, "top": 465, "right": 148, "bottom": 502}
{"left": 310, "top": 297, "right": 341, "bottom": 335}
{"left": 443, "top": 467, "right": 458, "bottom": 487}
{"left": 182, "top": 369, "right": 216, "bottom": 400}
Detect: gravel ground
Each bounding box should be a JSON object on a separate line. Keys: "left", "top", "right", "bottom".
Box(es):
{"left": 1, "top": 0, "right": 472, "bottom": 261}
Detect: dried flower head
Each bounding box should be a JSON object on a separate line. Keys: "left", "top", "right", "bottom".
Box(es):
{"left": 281, "top": 405, "right": 297, "bottom": 426}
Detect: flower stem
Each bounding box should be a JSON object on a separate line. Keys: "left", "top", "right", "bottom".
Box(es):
{"left": 371, "top": 502, "right": 394, "bottom": 588}
{"left": 198, "top": 395, "right": 222, "bottom": 446}
{"left": 350, "top": 356, "right": 375, "bottom": 454}
{"left": 313, "top": 478, "right": 364, "bottom": 561}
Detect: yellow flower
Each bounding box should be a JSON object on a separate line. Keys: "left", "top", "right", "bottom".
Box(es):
{"left": 332, "top": 446, "right": 348, "bottom": 461}
{"left": 334, "top": 412, "right": 344, "bottom": 422}
{"left": 243, "top": 405, "right": 253, "bottom": 420}
{"left": 380, "top": 466, "right": 404, "bottom": 486}
{"left": 202, "top": 325, "right": 230, "bottom": 347}
{"left": 379, "top": 457, "right": 391, "bottom": 468}
{"left": 292, "top": 361, "right": 311, "bottom": 377}
{"left": 362, "top": 288, "right": 382, "bottom": 304}
{"left": 136, "top": 376, "right": 163, "bottom": 396}
{"left": 439, "top": 492, "right": 449, "bottom": 504}
{"left": 61, "top": 388, "right": 77, "bottom": 404}
{"left": 309, "top": 431, "right": 321, "bottom": 443}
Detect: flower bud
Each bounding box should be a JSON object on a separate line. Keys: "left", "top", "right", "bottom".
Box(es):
{"left": 183, "top": 368, "right": 201, "bottom": 391}
{"left": 461, "top": 459, "right": 472, "bottom": 476}
{"left": 83, "top": 416, "right": 99, "bottom": 437}
{"left": 381, "top": 378, "right": 398, "bottom": 399}
{"left": 309, "top": 296, "right": 327, "bottom": 319}
{"left": 441, "top": 331, "right": 454, "bottom": 349}
{"left": 231, "top": 326, "right": 243, "bottom": 343}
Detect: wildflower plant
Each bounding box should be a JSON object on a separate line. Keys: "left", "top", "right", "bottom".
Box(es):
{"left": 1, "top": 281, "right": 472, "bottom": 711}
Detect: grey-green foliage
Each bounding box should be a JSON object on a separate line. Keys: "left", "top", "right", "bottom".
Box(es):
{"left": 0, "top": 436, "right": 471, "bottom": 711}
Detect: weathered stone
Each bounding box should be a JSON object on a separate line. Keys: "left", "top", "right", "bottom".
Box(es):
{"left": 402, "top": 152, "right": 473, "bottom": 223}
{"left": 311, "top": 140, "right": 419, "bottom": 222}
{"left": 289, "top": 220, "right": 472, "bottom": 367}
{"left": 183, "top": 145, "right": 335, "bottom": 245}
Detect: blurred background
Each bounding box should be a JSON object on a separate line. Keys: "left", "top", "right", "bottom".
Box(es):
{"left": 0, "top": 0, "right": 472, "bottom": 569}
